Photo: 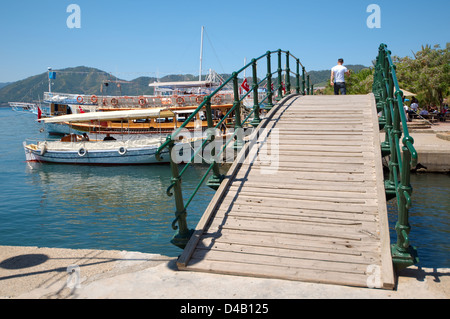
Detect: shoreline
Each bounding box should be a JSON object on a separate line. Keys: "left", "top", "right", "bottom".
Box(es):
{"left": 0, "top": 245, "right": 448, "bottom": 299}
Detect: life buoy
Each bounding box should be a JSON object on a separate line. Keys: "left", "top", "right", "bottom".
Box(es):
{"left": 77, "top": 96, "right": 83, "bottom": 103}
{"left": 91, "top": 95, "right": 98, "bottom": 104}
{"left": 161, "top": 98, "right": 171, "bottom": 105}
{"left": 176, "top": 97, "right": 185, "bottom": 105}
{"left": 78, "top": 147, "right": 87, "bottom": 157}
{"left": 196, "top": 95, "right": 204, "bottom": 104}
{"left": 138, "top": 97, "right": 147, "bottom": 106}
{"left": 213, "top": 95, "right": 222, "bottom": 104}
{"left": 118, "top": 147, "right": 127, "bottom": 155}
{"left": 111, "top": 98, "right": 119, "bottom": 106}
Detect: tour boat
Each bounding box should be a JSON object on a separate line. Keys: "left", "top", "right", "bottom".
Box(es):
{"left": 23, "top": 108, "right": 196, "bottom": 165}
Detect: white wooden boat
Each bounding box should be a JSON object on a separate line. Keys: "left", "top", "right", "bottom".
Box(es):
{"left": 23, "top": 108, "right": 186, "bottom": 165}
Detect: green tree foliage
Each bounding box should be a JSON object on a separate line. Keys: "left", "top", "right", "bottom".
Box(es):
{"left": 318, "top": 67, "right": 373, "bottom": 95}
{"left": 394, "top": 43, "right": 450, "bottom": 107}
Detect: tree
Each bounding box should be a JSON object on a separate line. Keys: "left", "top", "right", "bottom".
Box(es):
{"left": 394, "top": 43, "right": 450, "bottom": 108}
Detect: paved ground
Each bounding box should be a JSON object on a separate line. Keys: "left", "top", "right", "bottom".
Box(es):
{"left": 0, "top": 246, "right": 448, "bottom": 299}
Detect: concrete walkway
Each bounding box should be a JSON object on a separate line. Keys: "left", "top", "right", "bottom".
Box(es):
{"left": 0, "top": 246, "right": 448, "bottom": 299}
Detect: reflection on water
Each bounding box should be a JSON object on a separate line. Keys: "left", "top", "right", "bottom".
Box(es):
{"left": 6, "top": 162, "right": 215, "bottom": 257}
{"left": 387, "top": 173, "right": 450, "bottom": 268}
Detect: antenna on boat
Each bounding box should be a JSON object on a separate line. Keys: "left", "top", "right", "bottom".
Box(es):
{"left": 199, "top": 26, "right": 204, "bottom": 81}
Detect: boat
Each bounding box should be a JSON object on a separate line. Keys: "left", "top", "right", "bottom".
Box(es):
{"left": 38, "top": 69, "right": 235, "bottom": 136}
{"left": 23, "top": 108, "right": 193, "bottom": 165}
{"left": 9, "top": 102, "right": 39, "bottom": 115}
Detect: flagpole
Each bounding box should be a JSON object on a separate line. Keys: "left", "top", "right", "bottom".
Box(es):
{"left": 199, "top": 26, "right": 204, "bottom": 81}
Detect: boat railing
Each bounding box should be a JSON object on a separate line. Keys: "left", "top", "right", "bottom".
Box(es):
{"left": 154, "top": 49, "right": 314, "bottom": 249}
{"left": 44, "top": 91, "right": 234, "bottom": 109}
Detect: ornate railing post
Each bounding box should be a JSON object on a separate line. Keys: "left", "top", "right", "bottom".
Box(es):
{"left": 232, "top": 73, "right": 244, "bottom": 150}
{"left": 285, "top": 51, "right": 291, "bottom": 94}
{"left": 295, "top": 59, "right": 301, "bottom": 94}
{"left": 204, "top": 97, "right": 224, "bottom": 190}
{"left": 306, "top": 75, "right": 310, "bottom": 95}
{"left": 167, "top": 140, "right": 193, "bottom": 249}
{"left": 276, "top": 49, "right": 283, "bottom": 100}
{"left": 265, "top": 51, "right": 274, "bottom": 110}
{"left": 250, "top": 59, "right": 261, "bottom": 127}
{"left": 302, "top": 66, "right": 306, "bottom": 95}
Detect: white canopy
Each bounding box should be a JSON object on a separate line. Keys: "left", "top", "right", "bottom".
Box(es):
{"left": 149, "top": 80, "right": 215, "bottom": 88}
{"left": 40, "top": 107, "right": 174, "bottom": 123}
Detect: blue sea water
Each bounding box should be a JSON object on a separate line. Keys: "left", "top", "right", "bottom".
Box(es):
{"left": 0, "top": 107, "right": 449, "bottom": 267}
{"left": 0, "top": 107, "right": 215, "bottom": 257}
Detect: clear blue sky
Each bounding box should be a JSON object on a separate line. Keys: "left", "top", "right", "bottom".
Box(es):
{"left": 0, "top": 0, "right": 448, "bottom": 82}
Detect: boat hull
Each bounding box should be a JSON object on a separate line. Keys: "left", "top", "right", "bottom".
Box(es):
{"left": 24, "top": 143, "right": 170, "bottom": 165}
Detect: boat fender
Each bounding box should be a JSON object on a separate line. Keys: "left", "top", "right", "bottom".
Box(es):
{"left": 40, "top": 144, "right": 47, "bottom": 155}
{"left": 78, "top": 147, "right": 87, "bottom": 157}
{"left": 118, "top": 147, "right": 127, "bottom": 155}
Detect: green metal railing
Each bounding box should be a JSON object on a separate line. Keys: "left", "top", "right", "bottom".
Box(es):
{"left": 373, "top": 43, "right": 419, "bottom": 270}
{"left": 155, "top": 49, "right": 313, "bottom": 249}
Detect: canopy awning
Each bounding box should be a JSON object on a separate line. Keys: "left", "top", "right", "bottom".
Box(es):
{"left": 40, "top": 108, "right": 174, "bottom": 123}
{"left": 149, "top": 80, "right": 216, "bottom": 88}
{"left": 398, "top": 88, "right": 417, "bottom": 97}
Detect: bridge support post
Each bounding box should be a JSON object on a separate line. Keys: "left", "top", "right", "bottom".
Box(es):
{"left": 264, "top": 52, "right": 274, "bottom": 110}
{"left": 204, "top": 98, "right": 224, "bottom": 190}
{"left": 391, "top": 143, "right": 419, "bottom": 271}
{"left": 276, "top": 49, "right": 283, "bottom": 101}
{"left": 295, "top": 59, "right": 301, "bottom": 94}
{"left": 232, "top": 74, "right": 244, "bottom": 150}
{"left": 167, "top": 141, "right": 193, "bottom": 249}
{"left": 302, "top": 66, "right": 306, "bottom": 95}
{"left": 306, "top": 75, "right": 310, "bottom": 95}
{"left": 250, "top": 59, "right": 261, "bottom": 127}
{"left": 285, "top": 51, "right": 291, "bottom": 94}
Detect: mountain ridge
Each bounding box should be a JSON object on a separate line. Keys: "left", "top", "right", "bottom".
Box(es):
{"left": 0, "top": 65, "right": 368, "bottom": 105}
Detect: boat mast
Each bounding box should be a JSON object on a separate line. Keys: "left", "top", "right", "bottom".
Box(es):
{"left": 48, "top": 67, "right": 52, "bottom": 93}
{"left": 199, "top": 26, "right": 204, "bottom": 81}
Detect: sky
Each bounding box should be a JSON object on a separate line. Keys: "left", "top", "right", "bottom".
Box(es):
{"left": 0, "top": 0, "right": 448, "bottom": 83}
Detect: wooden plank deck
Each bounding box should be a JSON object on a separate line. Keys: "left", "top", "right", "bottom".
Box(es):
{"left": 177, "top": 94, "right": 395, "bottom": 289}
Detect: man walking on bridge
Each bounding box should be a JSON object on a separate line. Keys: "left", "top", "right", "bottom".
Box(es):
{"left": 331, "top": 58, "right": 350, "bottom": 95}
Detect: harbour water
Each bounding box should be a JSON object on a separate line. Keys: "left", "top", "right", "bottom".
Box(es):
{"left": 0, "top": 107, "right": 448, "bottom": 267}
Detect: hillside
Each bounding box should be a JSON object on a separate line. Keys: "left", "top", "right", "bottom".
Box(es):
{"left": 0, "top": 64, "right": 369, "bottom": 104}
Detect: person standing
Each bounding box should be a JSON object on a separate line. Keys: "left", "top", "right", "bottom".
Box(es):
{"left": 331, "top": 58, "right": 350, "bottom": 95}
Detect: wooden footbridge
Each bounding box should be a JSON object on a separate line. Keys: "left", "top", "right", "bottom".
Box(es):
{"left": 156, "top": 45, "right": 418, "bottom": 289}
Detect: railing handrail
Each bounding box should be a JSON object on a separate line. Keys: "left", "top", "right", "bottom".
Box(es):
{"left": 156, "top": 49, "right": 313, "bottom": 249}
{"left": 373, "top": 43, "right": 419, "bottom": 270}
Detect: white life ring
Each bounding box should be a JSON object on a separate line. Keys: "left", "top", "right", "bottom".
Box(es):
{"left": 118, "top": 147, "right": 127, "bottom": 155}
{"left": 78, "top": 147, "right": 87, "bottom": 157}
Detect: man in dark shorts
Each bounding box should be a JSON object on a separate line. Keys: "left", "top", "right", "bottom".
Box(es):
{"left": 331, "top": 58, "right": 350, "bottom": 95}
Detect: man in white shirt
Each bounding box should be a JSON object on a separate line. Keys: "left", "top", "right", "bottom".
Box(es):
{"left": 331, "top": 59, "right": 350, "bottom": 95}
